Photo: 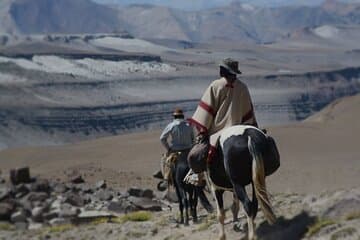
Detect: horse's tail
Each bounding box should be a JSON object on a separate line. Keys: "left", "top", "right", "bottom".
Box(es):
{"left": 248, "top": 136, "right": 276, "bottom": 224}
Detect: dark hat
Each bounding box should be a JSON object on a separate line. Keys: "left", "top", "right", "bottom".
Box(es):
{"left": 173, "top": 108, "right": 184, "bottom": 116}
{"left": 219, "top": 58, "right": 242, "bottom": 75}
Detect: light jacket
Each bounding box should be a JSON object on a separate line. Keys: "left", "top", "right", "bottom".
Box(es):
{"left": 160, "top": 119, "right": 194, "bottom": 151}
{"left": 189, "top": 77, "right": 257, "bottom": 147}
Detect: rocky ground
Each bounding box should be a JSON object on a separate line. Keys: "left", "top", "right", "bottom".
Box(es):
{"left": 0, "top": 167, "right": 359, "bottom": 240}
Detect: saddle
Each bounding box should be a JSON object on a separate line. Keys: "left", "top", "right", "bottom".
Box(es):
{"left": 161, "top": 152, "right": 180, "bottom": 185}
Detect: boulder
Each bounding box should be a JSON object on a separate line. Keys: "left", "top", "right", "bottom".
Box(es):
{"left": 59, "top": 203, "right": 79, "bottom": 218}
{"left": 14, "top": 184, "right": 30, "bottom": 198}
{"left": 10, "top": 209, "right": 27, "bottom": 223}
{"left": 70, "top": 175, "right": 85, "bottom": 184}
{"left": 0, "top": 187, "right": 11, "bottom": 201}
{"left": 53, "top": 183, "right": 68, "bottom": 194}
{"left": 108, "top": 200, "right": 138, "bottom": 214}
{"left": 64, "top": 193, "right": 85, "bottom": 207}
{"left": 95, "top": 189, "right": 113, "bottom": 201}
{"left": 0, "top": 202, "right": 15, "bottom": 220}
{"left": 43, "top": 211, "right": 59, "bottom": 221}
{"left": 26, "top": 192, "right": 49, "bottom": 202}
{"left": 142, "top": 189, "right": 154, "bottom": 199}
{"left": 31, "top": 207, "right": 45, "bottom": 222}
{"left": 128, "top": 187, "right": 143, "bottom": 197}
{"left": 31, "top": 179, "right": 50, "bottom": 192}
{"left": 10, "top": 167, "right": 31, "bottom": 185}
{"left": 96, "top": 180, "right": 107, "bottom": 189}
{"left": 128, "top": 196, "right": 162, "bottom": 212}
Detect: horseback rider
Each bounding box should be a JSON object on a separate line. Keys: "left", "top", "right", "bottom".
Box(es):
{"left": 153, "top": 108, "right": 195, "bottom": 183}
{"left": 186, "top": 58, "right": 258, "bottom": 184}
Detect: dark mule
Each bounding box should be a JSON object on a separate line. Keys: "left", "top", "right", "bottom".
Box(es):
{"left": 171, "top": 149, "right": 213, "bottom": 225}
{"left": 188, "top": 125, "right": 280, "bottom": 240}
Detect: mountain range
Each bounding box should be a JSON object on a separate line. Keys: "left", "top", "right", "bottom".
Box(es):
{"left": 0, "top": 0, "right": 360, "bottom": 43}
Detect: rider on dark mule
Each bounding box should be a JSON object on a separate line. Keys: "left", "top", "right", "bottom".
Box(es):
{"left": 187, "top": 58, "right": 258, "bottom": 183}
{"left": 154, "top": 108, "right": 194, "bottom": 188}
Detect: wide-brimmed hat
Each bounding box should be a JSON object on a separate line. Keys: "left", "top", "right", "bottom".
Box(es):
{"left": 219, "top": 58, "right": 242, "bottom": 75}
{"left": 173, "top": 108, "right": 184, "bottom": 116}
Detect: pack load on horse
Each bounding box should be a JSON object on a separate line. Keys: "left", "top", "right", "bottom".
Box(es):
{"left": 188, "top": 125, "right": 280, "bottom": 240}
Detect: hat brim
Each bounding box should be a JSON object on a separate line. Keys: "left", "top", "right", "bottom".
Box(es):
{"left": 219, "top": 63, "right": 242, "bottom": 75}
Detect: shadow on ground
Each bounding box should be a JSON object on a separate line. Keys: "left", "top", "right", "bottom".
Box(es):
{"left": 256, "top": 211, "right": 316, "bottom": 240}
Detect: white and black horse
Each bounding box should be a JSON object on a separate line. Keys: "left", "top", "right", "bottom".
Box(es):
{"left": 188, "top": 125, "right": 280, "bottom": 240}
{"left": 171, "top": 149, "right": 213, "bottom": 225}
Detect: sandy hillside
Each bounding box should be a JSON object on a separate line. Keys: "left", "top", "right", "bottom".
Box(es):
{"left": 0, "top": 94, "right": 359, "bottom": 194}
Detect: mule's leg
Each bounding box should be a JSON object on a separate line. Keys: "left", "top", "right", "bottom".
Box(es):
{"left": 182, "top": 188, "right": 190, "bottom": 225}
{"left": 174, "top": 183, "right": 184, "bottom": 224}
{"left": 214, "top": 189, "right": 226, "bottom": 240}
{"left": 234, "top": 184, "right": 256, "bottom": 240}
{"left": 189, "top": 188, "right": 198, "bottom": 223}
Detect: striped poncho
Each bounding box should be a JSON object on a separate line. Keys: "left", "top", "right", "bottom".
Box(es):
{"left": 189, "top": 77, "right": 257, "bottom": 147}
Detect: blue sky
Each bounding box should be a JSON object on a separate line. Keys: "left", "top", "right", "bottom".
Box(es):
{"left": 93, "top": 0, "right": 360, "bottom": 10}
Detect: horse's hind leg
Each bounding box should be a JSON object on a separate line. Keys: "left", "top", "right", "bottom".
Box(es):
{"left": 234, "top": 184, "right": 256, "bottom": 240}
{"left": 231, "top": 193, "right": 239, "bottom": 222}
{"left": 214, "top": 189, "right": 226, "bottom": 240}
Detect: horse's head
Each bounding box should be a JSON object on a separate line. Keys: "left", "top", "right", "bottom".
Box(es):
{"left": 188, "top": 134, "right": 209, "bottom": 173}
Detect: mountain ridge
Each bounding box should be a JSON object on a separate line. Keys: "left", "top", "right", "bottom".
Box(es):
{"left": 0, "top": 0, "right": 360, "bottom": 43}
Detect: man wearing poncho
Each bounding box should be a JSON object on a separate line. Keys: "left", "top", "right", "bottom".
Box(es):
{"left": 188, "top": 58, "right": 258, "bottom": 163}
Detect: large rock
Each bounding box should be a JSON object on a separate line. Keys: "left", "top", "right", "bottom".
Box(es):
{"left": 95, "top": 189, "right": 113, "bottom": 201}
{"left": 0, "top": 202, "right": 15, "bottom": 220}
{"left": 64, "top": 193, "right": 85, "bottom": 207}
{"left": 128, "top": 187, "right": 154, "bottom": 199}
{"left": 26, "top": 192, "right": 49, "bottom": 202}
{"left": 0, "top": 187, "right": 11, "bottom": 201}
{"left": 77, "top": 210, "right": 113, "bottom": 219}
{"left": 30, "top": 179, "right": 50, "bottom": 192}
{"left": 10, "top": 167, "right": 31, "bottom": 185}
{"left": 43, "top": 211, "right": 59, "bottom": 221}
{"left": 107, "top": 200, "right": 137, "bottom": 214}
{"left": 128, "top": 187, "right": 143, "bottom": 197}
{"left": 95, "top": 180, "right": 107, "bottom": 189}
{"left": 14, "top": 184, "right": 30, "bottom": 198}
{"left": 70, "top": 175, "right": 85, "bottom": 184}
{"left": 58, "top": 203, "right": 79, "bottom": 218}
{"left": 31, "top": 207, "right": 45, "bottom": 222}
{"left": 128, "top": 196, "right": 162, "bottom": 212}
{"left": 53, "top": 183, "right": 68, "bottom": 194}
{"left": 10, "top": 209, "right": 27, "bottom": 223}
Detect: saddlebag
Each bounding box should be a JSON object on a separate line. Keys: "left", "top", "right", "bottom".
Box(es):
{"left": 263, "top": 136, "right": 280, "bottom": 176}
